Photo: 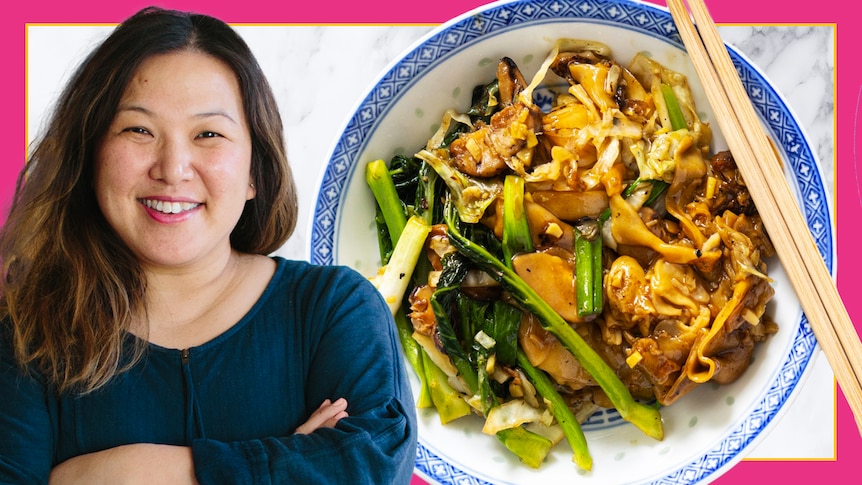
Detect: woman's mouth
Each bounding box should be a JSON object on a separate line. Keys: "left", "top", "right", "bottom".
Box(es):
{"left": 140, "top": 199, "right": 201, "bottom": 214}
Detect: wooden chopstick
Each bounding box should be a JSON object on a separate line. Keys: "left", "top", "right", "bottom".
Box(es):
{"left": 666, "top": 0, "right": 862, "bottom": 435}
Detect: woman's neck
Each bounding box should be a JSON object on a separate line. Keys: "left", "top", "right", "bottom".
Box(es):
{"left": 135, "top": 251, "right": 273, "bottom": 349}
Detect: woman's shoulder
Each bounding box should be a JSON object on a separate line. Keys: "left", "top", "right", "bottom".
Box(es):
{"left": 270, "top": 256, "right": 371, "bottom": 288}
{"left": 267, "top": 256, "right": 385, "bottom": 311}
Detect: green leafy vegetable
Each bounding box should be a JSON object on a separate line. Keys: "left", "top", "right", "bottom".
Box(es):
{"left": 485, "top": 300, "right": 520, "bottom": 368}
{"left": 495, "top": 426, "right": 554, "bottom": 469}
{"left": 466, "top": 78, "right": 501, "bottom": 123}
{"left": 415, "top": 149, "right": 503, "bottom": 224}
{"left": 443, "top": 198, "right": 664, "bottom": 440}
{"left": 423, "top": 350, "right": 472, "bottom": 423}
{"left": 430, "top": 253, "right": 479, "bottom": 394}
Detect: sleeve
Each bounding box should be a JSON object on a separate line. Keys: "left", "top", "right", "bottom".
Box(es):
{"left": 190, "top": 265, "right": 418, "bottom": 485}
{"left": 0, "top": 323, "right": 53, "bottom": 485}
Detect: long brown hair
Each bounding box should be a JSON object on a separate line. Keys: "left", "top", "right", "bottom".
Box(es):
{"left": 0, "top": 6, "right": 297, "bottom": 394}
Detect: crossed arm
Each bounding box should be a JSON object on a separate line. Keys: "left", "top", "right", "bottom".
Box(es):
{"left": 48, "top": 398, "right": 349, "bottom": 485}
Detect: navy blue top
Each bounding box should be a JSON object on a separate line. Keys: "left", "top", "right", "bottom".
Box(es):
{"left": 0, "top": 257, "right": 417, "bottom": 484}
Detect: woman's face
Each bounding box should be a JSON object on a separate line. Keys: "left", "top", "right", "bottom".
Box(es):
{"left": 94, "top": 50, "right": 254, "bottom": 270}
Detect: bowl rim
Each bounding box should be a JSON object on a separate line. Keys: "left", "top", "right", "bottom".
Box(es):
{"left": 307, "top": 0, "right": 832, "bottom": 483}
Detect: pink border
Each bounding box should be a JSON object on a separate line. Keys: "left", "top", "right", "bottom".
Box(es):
{"left": 4, "top": 1, "right": 858, "bottom": 484}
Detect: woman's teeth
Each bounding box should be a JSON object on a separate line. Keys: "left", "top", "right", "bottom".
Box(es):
{"left": 141, "top": 199, "right": 200, "bottom": 214}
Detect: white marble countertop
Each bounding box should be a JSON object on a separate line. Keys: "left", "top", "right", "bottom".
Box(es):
{"left": 26, "top": 20, "right": 835, "bottom": 475}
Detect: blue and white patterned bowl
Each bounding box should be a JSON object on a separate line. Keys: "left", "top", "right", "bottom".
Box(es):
{"left": 309, "top": 0, "right": 831, "bottom": 483}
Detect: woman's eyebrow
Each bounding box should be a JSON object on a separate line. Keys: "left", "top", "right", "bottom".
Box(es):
{"left": 194, "top": 110, "right": 239, "bottom": 124}
{"left": 115, "top": 105, "right": 239, "bottom": 124}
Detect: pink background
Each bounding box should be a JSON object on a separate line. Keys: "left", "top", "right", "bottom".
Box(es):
{"left": 4, "top": 1, "right": 856, "bottom": 483}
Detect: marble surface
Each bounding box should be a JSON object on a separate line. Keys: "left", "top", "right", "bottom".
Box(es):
{"left": 26, "top": 21, "right": 835, "bottom": 473}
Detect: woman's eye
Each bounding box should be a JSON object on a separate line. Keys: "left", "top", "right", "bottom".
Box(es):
{"left": 124, "top": 126, "right": 151, "bottom": 135}
{"left": 197, "top": 131, "right": 222, "bottom": 139}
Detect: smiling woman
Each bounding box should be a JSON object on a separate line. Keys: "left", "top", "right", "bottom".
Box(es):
{"left": 0, "top": 6, "right": 417, "bottom": 484}
{"left": 94, "top": 50, "right": 255, "bottom": 272}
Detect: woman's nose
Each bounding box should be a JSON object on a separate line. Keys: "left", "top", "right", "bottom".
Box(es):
{"left": 149, "top": 137, "right": 194, "bottom": 185}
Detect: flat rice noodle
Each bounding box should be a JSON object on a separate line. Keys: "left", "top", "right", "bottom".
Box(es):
{"left": 530, "top": 189, "right": 609, "bottom": 222}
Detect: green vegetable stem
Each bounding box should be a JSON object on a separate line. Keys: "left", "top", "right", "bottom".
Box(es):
{"left": 660, "top": 83, "right": 688, "bottom": 131}
{"left": 517, "top": 351, "right": 592, "bottom": 471}
{"left": 574, "top": 219, "right": 603, "bottom": 318}
{"left": 393, "top": 309, "right": 432, "bottom": 408}
{"left": 502, "top": 174, "right": 534, "bottom": 267}
{"left": 366, "top": 159, "right": 436, "bottom": 410}
{"left": 366, "top": 158, "right": 408, "bottom": 247}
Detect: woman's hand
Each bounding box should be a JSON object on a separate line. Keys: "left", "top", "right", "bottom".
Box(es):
{"left": 295, "top": 398, "right": 349, "bottom": 435}
{"left": 49, "top": 443, "right": 197, "bottom": 485}
{"left": 48, "top": 399, "right": 348, "bottom": 484}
